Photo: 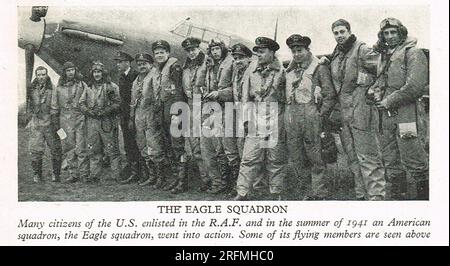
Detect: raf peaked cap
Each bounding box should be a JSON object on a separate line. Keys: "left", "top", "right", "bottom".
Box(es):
{"left": 252, "top": 37, "right": 280, "bottom": 52}
{"left": 286, "top": 34, "right": 311, "bottom": 49}
{"left": 182, "top": 37, "right": 201, "bottom": 50}
{"left": 152, "top": 40, "right": 171, "bottom": 52}
{"left": 231, "top": 43, "right": 253, "bottom": 57}
{"left": 134, "top": 53, "right": 153, "bottom": 63}
{"left": 114, "top": 51, "right": 133, "bottom": 62}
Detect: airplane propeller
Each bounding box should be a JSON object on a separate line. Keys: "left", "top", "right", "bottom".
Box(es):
{"left": 24, "top": 44, "right": 35, "bottom": 108}
{"left": 23, "top": 6, "right": 47, "bottom": 117}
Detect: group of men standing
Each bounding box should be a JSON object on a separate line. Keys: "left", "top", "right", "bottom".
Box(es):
{"left": 26, "top": 17, "right": 429, "bottom": 201}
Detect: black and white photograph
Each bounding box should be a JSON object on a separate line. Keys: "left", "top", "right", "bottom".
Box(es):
{"left": 17, "top": 4, "right": 431, "bottom": 201}
{"left": 0, "top": 0, "right": 448, "bottom": 248}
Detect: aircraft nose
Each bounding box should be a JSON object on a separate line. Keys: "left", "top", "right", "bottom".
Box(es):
{"left": 18, "top": 8, "right": 46, "bottom": 51}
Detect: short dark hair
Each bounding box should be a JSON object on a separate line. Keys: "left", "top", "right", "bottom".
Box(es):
{"left": 332, "top": 19, "right": 351, "bottom": 32}
{"left": 35, "top": 66, "right": 47, "bottom": 75}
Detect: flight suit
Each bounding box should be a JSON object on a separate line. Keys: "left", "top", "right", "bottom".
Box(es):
{"left": 215, "top": 60, "right": 252, "bottom": 191}
{"left": 182, "top": 51, "right": 209, "bottom": 188}
{"left": 79, "top": 82, "right": 122, "bottom": 181}
{"left": 285, "top": 56, "right": 336, "bottom": 199}
{"left": 229, "top": 61, "right": 250, "bottom": 157}
{"left": 118, "top": 68, "right": 141, "bottom": 179}
{"left": 51, "top": 79, "right": 89, "bottom": 181}
{"left": 200, "top": 53, "right": 240, "bottom": 192}
{"left": 151, "top": 57, "right": 187, "bottom": 192}
{"left": 373, "top": 37, "right": 429, "bottom": 200}
{"left": 28, "top": 79, "right": 62, "bottom": 182}
{"left": 330, "top": 39, "right": 386, "bottom": 200}
{"left": 235, "top": 57, "right": 287, "bottom": 198}
{"left": 130, "top": 69, "right": 165, "bottom": 184}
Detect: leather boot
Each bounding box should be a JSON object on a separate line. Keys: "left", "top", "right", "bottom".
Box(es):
{"left": 196, "top": 160, "right": 210, "bottom": 192}
{"left": 207, "top": 184, "right": 227, "bottom": 194}
{"left": 65, "top": 169, "right": 79, "bottom": 183}
{"left": 162, "top": 163, "right": 179, "bottom": 191}
{"left": 197, "top": 180, "right": 211, "bottom": 192}
{"left": 233, "top": 193, "right": 248, "bottom": 201}
{"left": 65, "top": 175, "right": 79, "bottom": 183}
{"left": 152, "top": 164, "right": 167, "bottom": 190}
{"left": 227, "top": 161, "right": 240, "bottom": 192}
{"left": 139, "top": 161, "right": 157, "bottom": 186}
{"left": 208, "top": 158, "right": 231, "bottom": 194}
{"left": 219, "top": 160, "right": 231, "bottom": 186}
{"left": 171, "top": 162, "right": 188, "bottom": 194}
{"left": 416, "top": 179, "right": 429, "bottom": 200}
{"left": 31, "top": 160, "right": 42, "bottom": 183}
{"left": 391, "top": 173, "right": 407, "bottom": 200}
{"left": 51, "top": 158, "right": 62, "bottom": 182}
{"left": 270, "top": 193, "right": 282, "bottom": 201}
{"left": 121, "top": 162, "right": 139, "bottom": 184}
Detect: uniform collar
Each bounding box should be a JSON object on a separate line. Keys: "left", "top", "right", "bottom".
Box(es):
{"left": 183, "top": 51, "right": 205, "bottom": 69}
{"left": 385, "top": 37, "right": 418, "bottom": 61}
{"left": 286, "top": 53, "right": 312, "bottom": 73}
{"left": 252, "top": 57, "right": 281, "bottom": 73}
{"left": 158, "top": 60, "right": 168, "bottom": 71}
{"left": 123, "top": 67, "right": 131, "bottom": 76}
{"left": 331, "top": 35, "right": 359, "bottom": 60}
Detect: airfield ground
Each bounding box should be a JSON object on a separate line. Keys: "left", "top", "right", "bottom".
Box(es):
{"left": 18, "top": 127, "right": 358, "bottom": 201}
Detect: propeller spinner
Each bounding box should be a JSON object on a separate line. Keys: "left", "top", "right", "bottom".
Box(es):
{"left": 18, "top": 6, "right": 47, "bottom": 116}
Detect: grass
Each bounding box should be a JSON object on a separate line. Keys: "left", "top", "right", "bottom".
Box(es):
{"left": 18, "top": 127, "right": 356, "bottom": 201}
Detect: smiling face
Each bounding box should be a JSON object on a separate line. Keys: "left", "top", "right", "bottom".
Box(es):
{"left": 154, "top": 48, "right": 170, "bottom": 64}
{"left": 290, "top": 45, "right": 310, "bottom": 64}
{"left": 93, "top": 69, "right": 103, "bottom": 82}
{"left": 256, "top": 48, "right": 274, "bottom": 65}
{"left": 333, "top": 25, "right": 352, "bottom": 45}
{"left": 383, "top": 27, "right": 401, "bottom": 48}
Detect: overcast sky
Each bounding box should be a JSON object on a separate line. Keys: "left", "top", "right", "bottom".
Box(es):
{"left": 17, "top": 5, "right": 429, "bottom": 104}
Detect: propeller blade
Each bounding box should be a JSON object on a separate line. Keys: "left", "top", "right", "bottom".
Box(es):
{"left": 25, "top": 44, "right": 35, "bottom": 113}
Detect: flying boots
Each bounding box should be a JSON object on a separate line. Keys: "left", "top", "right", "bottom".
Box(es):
{"left": 51, "top": 158, "right": 62, "bottom": 182}
{"left": 31, "top": 159, "right": 42, "bottom": 183}
{"left": 391, "top": 172, "right": 407, "bottom": 200}
{"left": 171, "top": 162, "right": 188, "bottom": 194}
{"left": 139, "top": 160, "right": 157, "bottom": 186}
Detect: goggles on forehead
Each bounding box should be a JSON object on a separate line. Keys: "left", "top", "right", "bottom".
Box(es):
{"left": 91, "top": 61, "right": 105, "bottom": 71}
{"left": 380, "top": 18, "right": 402, "bottom": 30}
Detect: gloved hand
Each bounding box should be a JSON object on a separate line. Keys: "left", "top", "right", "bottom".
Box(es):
{"left": 374, "top": 98, "right": 388, "bottom": 110}
{"left": 205, "top": 56, "right": 214, "bottom": 67}
{"left": 204, "top": 91, "right": 219, "bottom": 101}
{"left": 318, "top": 56, "right": 330, "bottom": 65}
{"left": 314, "top": 86, "right": 323, "bottom": 105}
